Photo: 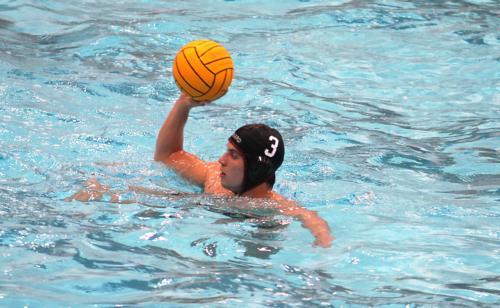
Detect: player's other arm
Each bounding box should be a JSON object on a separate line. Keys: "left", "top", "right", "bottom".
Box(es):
{"left": 279, "top": 202, "right": 334, "bottom": 248}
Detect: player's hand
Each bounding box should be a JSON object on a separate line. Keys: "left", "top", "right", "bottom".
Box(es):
{"left": 65, "top": 178, "right": 118, "bottom": 202}
{"left": 313, "top": 234, "right": 334, "bottom": 248}
{"left": 177, "top": 92, "right": 211, "bottom": 108}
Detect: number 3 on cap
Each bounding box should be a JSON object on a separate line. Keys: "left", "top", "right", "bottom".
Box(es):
{"left": 264, "top": 136, "right": 279, "bottom": 158}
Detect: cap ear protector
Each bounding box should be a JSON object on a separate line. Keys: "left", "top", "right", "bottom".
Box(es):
{"left": 246, "top": 155, "right": 274, "bottom": 186}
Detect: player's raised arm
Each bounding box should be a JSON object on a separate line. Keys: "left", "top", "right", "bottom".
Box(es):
{"left": 154, "top": 93, "right": 210, "bottom": 186}
{"left": 155, "top": 40, "right": 233, "bottom": 187}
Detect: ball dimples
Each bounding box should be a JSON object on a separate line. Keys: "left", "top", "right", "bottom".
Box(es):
{"left": 173, "top": 40, "right": 234, "bottom": 101}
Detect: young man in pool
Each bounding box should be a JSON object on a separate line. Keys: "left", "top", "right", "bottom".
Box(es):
{"left": 154, "top": 93, "right": 334, "bottom": 248}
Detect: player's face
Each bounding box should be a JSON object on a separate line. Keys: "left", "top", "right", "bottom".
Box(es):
{"left": 218, "top": 142, "right": 245, "bottom": 193}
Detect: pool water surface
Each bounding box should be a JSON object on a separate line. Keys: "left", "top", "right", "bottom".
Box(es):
{"left": 0, "top": 0, "right": 499, "bottom": 306}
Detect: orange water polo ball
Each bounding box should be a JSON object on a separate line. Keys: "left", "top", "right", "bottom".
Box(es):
{"left": 173, "top": 40, "right": 234, "bottom": 101}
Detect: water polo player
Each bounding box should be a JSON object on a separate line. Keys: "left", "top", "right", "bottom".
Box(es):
{"left": 154, "top": 93, "right": 334, "bottom": 247}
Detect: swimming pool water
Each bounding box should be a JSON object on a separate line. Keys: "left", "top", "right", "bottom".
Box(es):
{"left": 1, "top": 0, "right": 499, "bottom": 306}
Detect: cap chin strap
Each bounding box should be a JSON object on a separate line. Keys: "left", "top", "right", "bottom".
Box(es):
{"left": 239, "top": 156, "right": 275, "bottom": 194}
{"left": 237, "top": 173, "right": 275, "bottom": 196}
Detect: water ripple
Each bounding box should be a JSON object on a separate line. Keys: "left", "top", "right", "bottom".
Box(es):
{"left": 0, "top": 0, "right": 499, "bottom": 306}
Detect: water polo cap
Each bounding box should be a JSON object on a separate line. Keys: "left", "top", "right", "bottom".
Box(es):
{"left": 228, "top": 124, "right": 285, "bottom": 193}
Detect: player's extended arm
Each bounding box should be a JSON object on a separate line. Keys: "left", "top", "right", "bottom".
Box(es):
{"left": 279, "top": 202, "right": 334, "bottom": 248}
{"left": 65, "top": 179, "right": 188, "bottom": 203}
{"left": 154, "top": 93, "right": 210, "bottom": 186}
{"left": 65, "top": 178, "right": 132, "bottom": 203}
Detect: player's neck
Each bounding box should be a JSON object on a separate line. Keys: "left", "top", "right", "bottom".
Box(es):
{"left": 240, "top": 182, "right": 273, "bottom": 199}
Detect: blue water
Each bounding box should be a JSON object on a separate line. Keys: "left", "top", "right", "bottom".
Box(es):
{"left": 1, "top": 0, "right": 499, "bottom": 306}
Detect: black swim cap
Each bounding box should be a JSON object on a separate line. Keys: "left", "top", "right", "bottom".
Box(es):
{"left": 229, "top": 124, "right": 285, "bottom": 193}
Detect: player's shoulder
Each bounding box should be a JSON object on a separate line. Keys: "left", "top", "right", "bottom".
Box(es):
{"left": 206, "top": 161, "right": 220, "bottom": 169}
{"left": 270, "top": 191, "right": 295, "bottom": 206}
{"left": 204, "top": 161, "right": 234, "bottom": 196}
{"left": 205, "top": 161, "right": 221, "bottom": 177}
